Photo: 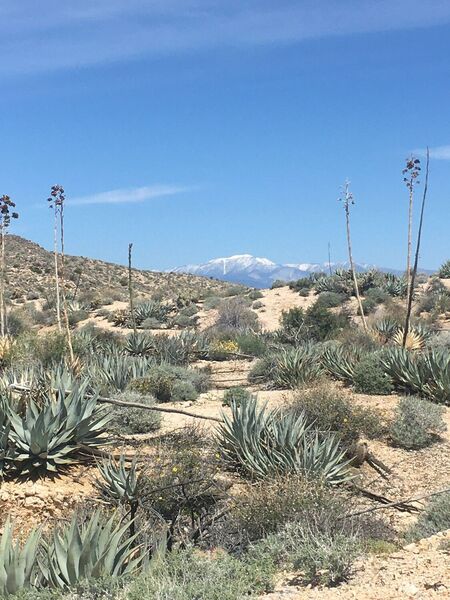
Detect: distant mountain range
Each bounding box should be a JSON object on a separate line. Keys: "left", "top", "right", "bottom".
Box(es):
{"left": 171, "top": 254, "right": 413, "bottom": 288}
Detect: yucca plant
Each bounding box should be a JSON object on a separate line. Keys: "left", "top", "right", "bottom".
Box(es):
{"left": 371, "top": 318, "right": 399, "bottom": 343}
{"left": 0, "top": 518, "right": 41, "bottom": 596}
{"left": 89, "top": 352, "right": 152, "bottom": 391}
{"left": 40, "top": 511, "right": 145, "bottom": 589}
{"left": 320, "top": 343, "right": 361, "bottom": 383}
{"left": 382, "top": 273, "right": 408, "bottom": 297}
{"left": 217, "top": 398, "right": 352, "bottom": 484}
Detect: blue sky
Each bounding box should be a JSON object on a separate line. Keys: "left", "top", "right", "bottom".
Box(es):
{"left": 1, "top": 1, "right": 449, "bottom": 271}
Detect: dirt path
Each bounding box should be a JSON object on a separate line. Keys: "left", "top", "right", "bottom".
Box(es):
{"left": 255, "top": 288, "right": 316, "bottom": 331}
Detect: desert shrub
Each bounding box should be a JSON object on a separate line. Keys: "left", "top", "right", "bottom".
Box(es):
{"left": 141, "top": 317, "right": 164, "bottom": 329}
{"left": 352, "top": 354, "right": 393, "bottom": 395}
{"left": 271, "top": 279, "right": 286, "bottom": 289}
{"left": 361, "top": 296, "right": 378, "bottom": 315}
{"left": 215, "top": 298, "right": 259, "bottom": 332}
{"left": 280, "top": 304, "right": 349, "bottom": 344}
{"left": 67, "top": 309, "right": 89, "bottom": 326}
{"left": 365, "top": 286, "right": 389, "bottom": 305}
{"left": 127, "top": 547, "right": 275, "bottom": 600}
{"left": 222, "top": 386, "right": 251, "bottom": 407}
{"left": 231, "top": 476, "right": 339, "bottom": 542}
{"left": 390, "top": 396, "right": 446, "bottom": 449}
{"left": 222, "top": 285, "right": 246, "bottom": 297}
{"left": 438, "top": 259, "right": 450, "bottom": 278}
{"left": 252, "top": 300, "right": 264, "bottom": 309}
{"left": 288, "top": 383, "right": 384, "bottom": 448}
{"left": 235, "top": 332, "right": 267, "bottom": 357}
{"left": 172, "top": 314, "right": 196, "bottom": 328}
{"left": 5, "top": 311, "right": 27, "bottom": 337}
{"left": 109, "top": 391, "right": 162, "bottom": 434}
{"left": 257, "top": 515, "right": 360, "bottom": 587}
{"left": 249, "top": 346, "right": 323, "bottom": 389}
{"left": 315, "top": 292, "right": 347, "bottom": 308}
{"left": 248, "top": 290, "right": 263, "bottom": 300}
{"left": 407, "top": 492, "right": 450, "bottom": 541}
{"left": 179, "top": 303, "right": 199, "bottom": 317}
{"left": 203, "top": 296, "right": 222, "bottom": 310}
{"left": 129, "top": 364, "right": 209, "bottom": 403}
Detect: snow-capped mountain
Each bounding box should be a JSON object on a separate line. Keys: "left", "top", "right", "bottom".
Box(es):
{"left": 170, "top": 254, "right": 390, "bottom": 288}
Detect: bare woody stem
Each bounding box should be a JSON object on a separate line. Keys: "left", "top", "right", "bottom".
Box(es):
{"left": 59, "top": 200, "right": 74, "bottom": 363}
{"left": 403, "top": 148, "right": 429, "bottom": 347}
{"left": 53, "top": 208, "right": 62, "bottom": 332}
{"left": 342, "top": 182, "right": 367, "bottom": 332}
{"left": 128, "top": 243, "right": 137, "bottom": 335}
{"left": 0, "top": 225, "right": 5, "bottom": 337}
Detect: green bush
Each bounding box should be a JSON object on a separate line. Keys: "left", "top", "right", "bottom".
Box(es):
{"left": 109, "top": 391, "right": 162, "bottom": 434}
{"left": 407, "top": 492, "right": 450, "bottom": 540}
{"left": 390, "top": 396, "right": 446, "bottom": 449}
{"left": 252, "top": 300, "right": 264, "bottom": 309}
{"left": 280, "top": 304, "right": 349, "bottom": 343}
{"left": 261, "top": 517, "right": 360, "bottom": 587}
{"left": 231, "top": 476, "right": 339, "bottom": 542}
{"left": 315, "top": 292, "right": 347, "bottom": 308}
{"left": 288, "top": 383, "right": 384, "bottom": 448}
{"left": 271, "top": 279, "right": 286, "bottom": 289}
{"left": 127, "top": 547, "right": 275, "bottom": 600}
{"left": 248, "top": 290, "right": 263, "bottom": 300}
{"left": 129, "top": 365, "right": 209, "bottom": 403}
{"left": 222, "top": 386, "right": 251, "bottom": 407}
{"left": 352, "top": 354, "right": 393, "bottom": 395}
{"left": 235, "top": 333, "right": 267, "bottom": 357}
{"left": 216, "top": 298, "right": 259, "bottom": 332}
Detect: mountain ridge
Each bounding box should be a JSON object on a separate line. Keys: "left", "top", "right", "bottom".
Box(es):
{"left": 171, "top": 254, "right": 429, "bottom": 288}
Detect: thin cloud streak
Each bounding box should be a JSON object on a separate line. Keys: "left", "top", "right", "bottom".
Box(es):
{"left": 414, "top": 145, "right": 450, "bottom": 160}
{"left": 2, "top": 1, "right": 450, "bottom": 75}
{"left": 69, "top": 184, "right": 190, "bottom": 206}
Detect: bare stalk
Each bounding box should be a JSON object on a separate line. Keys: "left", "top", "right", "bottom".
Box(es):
{"left": 128, "top": 243, "right": 137, "bottom": 335}
{"left": 403, "top": 149, "right": 429, "bottom": 347}
{"left": 0, "top": 195, "right": 18, "bottom": 337}
{"left": 403, "top": 156, "right": 421, "bottom": 304}
{"left": 53, "top": 207, "right": 62, "bottom": 332}
{"left": 340, "top": 181, "right": 367, "bottom": 332}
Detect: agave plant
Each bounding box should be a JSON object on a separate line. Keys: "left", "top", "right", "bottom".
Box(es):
{"left": 134, "top": 300, "right": 172, "bottom": 326}
{"left": 7, "top": 385, "right": 111, "bottom": 475}
{"left": 95, "top": 454, "right": 140, "bottom": 505}
{"left": 266, "top": 346, "right": 323, "bottom": 389}
{"left": 40, "top": 511, "right": 145, "bottom": 589}
{"left": 380, "top": 348, "right": 450, "bottom": 405}
{"left": 0, "top": 518, "right": 41, "bottom": 596}
{"left": 382, "top": 274, "right": 408, "bottom": 297}
{"left": 320, "top": 343, "right": 361, "bottom": 383}
{"left": 392, "top": 328, "right": 425, "bottom": 350}
{"left": 89, "top": 352, "right": 152, "bottom": 391}
{"left": 8, "top": 399, "right": 76, "bottom": 474}
{"left": 217, "top": 398, "right": 352, "bottom": 484}
{"left": 124, "top": 332, "right": 154, "bottom": 357}
{"left": 371, "top": 318, "right": 399, "bottom": 344}
{"left": 0, "top": 398, "right": 10, "bottom": 477}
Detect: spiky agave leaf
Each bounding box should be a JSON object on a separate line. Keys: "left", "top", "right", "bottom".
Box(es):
{"left": 217, "top": 398, "right": 352, "bottom": 484}
{"left": 0, "top": 517, "right": 41, "bottom": 596}
{"left": 40, "top": 511, "right": 145, "bottom": 589}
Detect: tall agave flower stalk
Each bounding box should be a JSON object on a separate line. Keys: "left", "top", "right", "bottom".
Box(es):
{"left": 0, "top": 195, "right": 18, "bottom": 337}
{"left": 47, "top": 185, "right": 74, "bottom": 363}
{"left": 402, "top": 155, "right": 421, "bottom": 303}
{"left": 339, "top": 181, "right": 367, "bottom": 332}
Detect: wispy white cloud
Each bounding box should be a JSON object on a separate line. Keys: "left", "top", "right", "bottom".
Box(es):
{"left": 414, "top": 145, "right": 450, "bottom": 160}
{"left": 2, "top": 1, "right": 450, "bottom": 75}
{"left": 69, "top": 184, "right": 190, "bottom": 206}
